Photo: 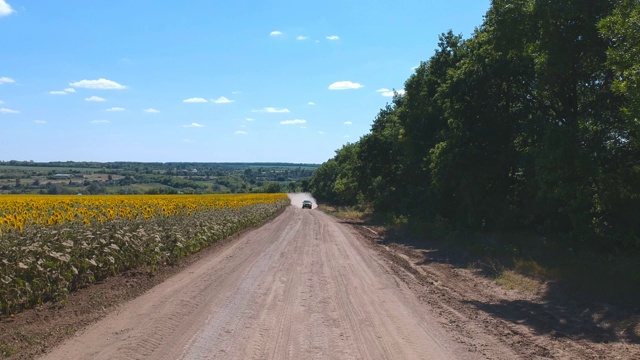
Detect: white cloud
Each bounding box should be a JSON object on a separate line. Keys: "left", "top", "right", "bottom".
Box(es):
{"left": 85, "top": 96, "right": 106, "bottom": 102}
{"left": 296, "top": 36, "right": 309, "bottom": 40}
{"left": 326, "top": 35, "right": 340, "bottom": 41}
{"left": 212, "top": 96, "right": 234, "bottom": 104}
{"left": 307, "top": 102, "right": 315, "bottom": 105}
{"left": 376, "top": 88, "right": 390, "bottom": 93}
{"left": 300, "top": 126, "right": 307, "bottom": 129}
{"left": 0, "top": 0, "right": 15, "bottom": 16}
{"left": 0, "top": 108, "right": 19, "bottom": 114}
{"left": 232, "top": 91, "right": 241, "bottom": 94}
{"left": 345, "top": 135, "right": 350, "bottom": 138}
{"left": 270, "top": 31, "right": 283, "bottom": 36}
{"left": 183, "top": 122, "right": 205, "bottom": 128}
{"left": 280, "top": 119, "right": 306, "bottom": 125}
{"left": 329, "top": 81, "right": 363, "bottom": 90}
{"left": 106, "top": 107, "right": 125, "bottom": 112}
{"left": 50, "top": 88, "right": 77, "bottom": 95}
{"left": 253, "top": 107, "right": 290, "bottom": 113}
{"left": 34, "top": 120, "right": 47, "bottom": 124}
{"left": 70, "top": 78, "right": 126, "bottom": 90}
{"left": 235, "top": 130, "right": 248, "bottom": 135}
{"left": 318, "top": 131, "right": 326, "bottom": 134}
{"left": 90, "top": 120, "right": 110, "bottom": 124}
{"left": 381, "top": 89, "right": 406, "bottom": 97}
{"left": 246, "top": 118, "right": 255, "bottom": 121}
{"left": 183, "top": 97, "right": 208, "bottom": 103}
{"left": 0, "top": 77, "right": 15, "bottom": 84}
{"left": 411, "top": 66, "right": 419, "bottom": 70}
{"left": 344, "top": 121, "right": 353, "bottom": 125}
{"left": 144, "top": 108, "right": 160, "bottom": 113}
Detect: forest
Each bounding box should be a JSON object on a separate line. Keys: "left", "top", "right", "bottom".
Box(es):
{"left": 309, "top": 0, "right": 640, "bottom": 255}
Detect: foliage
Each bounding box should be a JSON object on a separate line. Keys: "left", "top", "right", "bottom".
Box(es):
{"left": 308, "top": 0, "right": 640, "bottom": 253}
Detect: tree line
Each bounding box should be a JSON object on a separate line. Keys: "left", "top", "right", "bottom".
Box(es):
{"left": 308, "top": 0, "right": 640, "bottom": 253}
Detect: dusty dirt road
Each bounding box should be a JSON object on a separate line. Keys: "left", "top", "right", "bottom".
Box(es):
{"left": 42, "top": 205, "right": 503, "bottom": 360}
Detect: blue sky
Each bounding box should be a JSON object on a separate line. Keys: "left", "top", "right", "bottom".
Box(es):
{"left": 0, "top": 0, "right": 490, "bottom": 163}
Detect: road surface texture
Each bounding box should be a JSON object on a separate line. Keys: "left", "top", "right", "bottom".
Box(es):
{"left": 41, "top": 204, "right": 638, "bottom": 359}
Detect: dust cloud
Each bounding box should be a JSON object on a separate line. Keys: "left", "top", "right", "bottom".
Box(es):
{"left": 287, "top": 193, "right": 318, "bottom": 209}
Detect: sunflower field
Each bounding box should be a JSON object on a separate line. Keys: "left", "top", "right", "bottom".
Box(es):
{"left": 0, "top": 194, "right": 289, "bottom": 315}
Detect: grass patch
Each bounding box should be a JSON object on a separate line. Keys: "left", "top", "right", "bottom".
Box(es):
{"left": 11, "top": 329, "right": 42, "bottom": 346}
{"left": 496, "top": 270, "right": 544, "bottom": 294}
{"left": 0, "top": 340, "right": 17, "bottom": 358}
{"left": 457, "top": 231, "right": 640, "bottom": 304}
{"left": 318, "top": 205, "right": 368, "bottom": 220}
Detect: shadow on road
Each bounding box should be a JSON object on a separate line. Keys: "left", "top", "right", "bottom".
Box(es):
{"left": 340, "top": 216, "right": 640, "bottom": 346}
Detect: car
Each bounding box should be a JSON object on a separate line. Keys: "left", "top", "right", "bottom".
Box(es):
{"left": 302, "top": 200, "right": 312, "bottom": 209}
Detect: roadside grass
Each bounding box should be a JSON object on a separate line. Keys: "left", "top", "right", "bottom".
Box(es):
{"left": 318, "top": 204, "right": 369, "bottom": 220}
{"left": 456, "top": 230, "right": 640, "bottom": 304}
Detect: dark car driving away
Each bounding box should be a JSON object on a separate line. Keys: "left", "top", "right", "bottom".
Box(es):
{"left": 302, "top": 200, "right": 312, "bottom": 209}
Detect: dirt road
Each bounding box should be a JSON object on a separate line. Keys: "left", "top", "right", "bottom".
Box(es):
{"left": 43, "top": 206, "right": 488, "bottom": 360}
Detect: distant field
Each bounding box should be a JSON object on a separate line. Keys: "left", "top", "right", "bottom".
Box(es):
{"left": 0, "top": 165, "right": 105, "bottom": 172}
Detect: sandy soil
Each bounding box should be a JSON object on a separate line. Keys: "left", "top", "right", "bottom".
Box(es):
{"left": 39, "top": 207, "right": 469, "bottom": 359}
{"left": 30, "top": 205, "right": 639, "bottom": 359}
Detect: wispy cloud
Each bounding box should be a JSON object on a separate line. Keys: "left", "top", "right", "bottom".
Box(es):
{"left": 308, "top": 102, "right": 316, "bottom": 106}
{"left": 0, "top": 77, "right": 15, "bottom": 84}
{"left": 183, "top": 97, "right": 208, "bottom": 103}
{"left": 212, "top": 96, "right": 234, "bottom": 104}
{"left": 380, "top": 89, "right": 406, "bottom": 97}
{"left": 0, "top": 100, "right": 4, "bottom": 104}
{"left": 318, "top": 131, "right": 326, "bottom": 134}
{"left": 376, "top": 88, "right": 390, "bottom": 93}
{"left": 34, "top": 120, "right": 47, "bottom": 124}
{"left": 85, "top": 96, "right": 106, "bottom": 102}
{"left": 90, "top": 120, "right": 110, "bottom": 124}
{"left": 106, "top": 107, "right": 125, "bottom": 112}
{"left": 70, "top": 78, "right": 127, "bottom": 90}
{"left": 235, "top": 130, "right": 248, "bottom": 135}
{"left": 252, "top": 107, "right": 290, "bottom": 113}
{"left": 144, "top": 108, "right": 160, "bottom": 113}
{"left": 296, "top": 36, "right": 309, "bottom": 40}
{"left": 0, "top": 0, "right": 15, "bottom": 16}
{"left": 326, "top": 35, "right": 340, "bottom": 41}
{"left": 183, "top": 122, "right": 205, "bottom": 128}
{"left": 280, "top": 119, "right": 306, "bottom": 125}
{"left": 329, "top": 81, "right": 363, "bottom": 90}
{"left": 246, "top": 118, "right": 255, "bottom": 121}
{"left": 0, "top": 108, "right": 19, "bottom": 114}
{"left": 344, "top": 121, "right": 353, "bottom": 125}
{"left": 232, "top": 91, "right": 241, "bottom": 94}
{"left": 270, "top": 31, "right": 283, "bottom": 36}
{"left": 49, "top": 88, "right": 76, "bottom": 95}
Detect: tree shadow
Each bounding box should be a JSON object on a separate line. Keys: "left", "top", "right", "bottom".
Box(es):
{"left": 361, "top": 224, "right": 640, "bottom": 345}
